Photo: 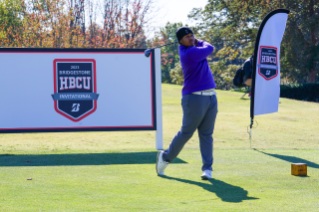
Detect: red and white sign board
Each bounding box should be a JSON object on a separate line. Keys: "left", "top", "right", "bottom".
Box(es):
{"left": 0, "top": 49, "right": 159, "bottom": 133}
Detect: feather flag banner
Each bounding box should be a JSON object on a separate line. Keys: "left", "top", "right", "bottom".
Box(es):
{"left": 250, "top": 9, "right": 290, "bottom": 142}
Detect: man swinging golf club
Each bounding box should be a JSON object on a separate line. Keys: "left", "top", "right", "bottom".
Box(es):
{"left": 156, "top": 27, "right": 218, "bottom": 180}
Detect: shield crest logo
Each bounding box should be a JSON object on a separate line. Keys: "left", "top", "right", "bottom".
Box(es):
{"left": 258, "top": 46, "right": 278, "bottom": 81}
{"left": 52, "top": 59, "right": 98, "bottom": 122}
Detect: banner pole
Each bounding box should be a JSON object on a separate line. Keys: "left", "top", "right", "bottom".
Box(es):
{"left": 155, "top": 48, "right": 163, "bottom": 150}
{"left": 249, "top": 118, "right": 253, "bottom": 149}
{"left": 249, "top": 128, "right": 252, "bottom": 149}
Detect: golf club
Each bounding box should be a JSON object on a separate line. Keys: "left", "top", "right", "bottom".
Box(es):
{"left": 144, "top": 39, "right": 237, "bottom": 58}
{"left": 144, "top": 41, "right": 179, "bottom": 57}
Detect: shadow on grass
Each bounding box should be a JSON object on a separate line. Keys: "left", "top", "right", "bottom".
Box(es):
{"left": 254, "top": 149, "right": 319, "bottom": 169}
{"left": 160, "top": 176, "right": 258, "bottom": 203}
{"left": 0, "top": 152, "right": 186, "bottom": 166}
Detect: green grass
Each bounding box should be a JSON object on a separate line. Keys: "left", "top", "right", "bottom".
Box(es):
{"left": 0, "top": 84, "right": 319, "bottom": 211}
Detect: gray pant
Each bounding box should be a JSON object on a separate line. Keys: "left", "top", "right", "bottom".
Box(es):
{"left": 163, "top": 94, "right": 218, "bottom": 171}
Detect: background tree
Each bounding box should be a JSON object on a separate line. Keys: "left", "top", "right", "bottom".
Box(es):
{"left": 188, "top": 0, "right": 319, "bottom": 83}
{"left": 69, "top": 0, "right": 85, "bottom": 46}
{"left": 0, "top": 0, "right": 24, "bottom": 46}
{"left": 170, "top": 62, "right": 183, "bottom": 85}
{"left": 0, "top": 0, "right": 153, "bottom": 49}
{"left": 150, "top": 22, "right": 183, "bottom": 82}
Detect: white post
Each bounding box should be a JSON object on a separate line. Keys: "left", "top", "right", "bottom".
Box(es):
{"left": 155, "top": 48, "right": 163, "bottom": 150}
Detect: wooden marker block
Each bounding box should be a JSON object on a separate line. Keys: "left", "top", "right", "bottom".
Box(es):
{"left": 291, "top": 163, "right": 307, "bottom": 176}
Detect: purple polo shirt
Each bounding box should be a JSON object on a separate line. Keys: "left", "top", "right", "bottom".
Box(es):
{"left": 179, "top": 40, "right": 216, "bottom": 95}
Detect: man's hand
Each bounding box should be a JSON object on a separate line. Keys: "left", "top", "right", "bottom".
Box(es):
{"left": 194, "top": 38, "right": 198, "bottom": 46}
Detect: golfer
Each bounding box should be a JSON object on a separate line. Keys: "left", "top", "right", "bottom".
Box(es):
{"left": 156, "top": 27, "right": 218, "bottom": 180}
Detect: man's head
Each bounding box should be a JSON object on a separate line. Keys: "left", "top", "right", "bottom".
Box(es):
{"left": 176, "top": 27, "right": 195, "bottom": 47}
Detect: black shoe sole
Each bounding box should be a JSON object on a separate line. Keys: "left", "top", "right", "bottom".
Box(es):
{"left": 201, "top": 175, "right": 212, "bottom": 180}
{"left": 201, "top": 176, "right": 208, "bottom": 180}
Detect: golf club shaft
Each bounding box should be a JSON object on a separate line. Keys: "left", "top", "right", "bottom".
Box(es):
{"left": 150, "top": 41, "right": 178, "bottom": 50}
{"left": 144, "top": 40, "right": 235, "bottom": 57}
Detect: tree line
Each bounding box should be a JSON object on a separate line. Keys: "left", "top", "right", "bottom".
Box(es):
{"left": 153, "top": 0, "right": 319, "bottom": 88}
{"left": 0, "top": 0, "right": 151, "bottom": 48}
{"left": 1, "top": 0, "right": 318, "bottom": 88}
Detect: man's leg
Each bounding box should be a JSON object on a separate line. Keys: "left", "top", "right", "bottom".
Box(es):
{"left": 197, "top": 95, "right": 218, "bottom": 171}
{"left": 162, "top": 95, "right": 208, "bottom": 162}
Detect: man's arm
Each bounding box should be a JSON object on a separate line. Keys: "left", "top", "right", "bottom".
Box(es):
{"left": 184, "top": 40, "right": 214, "bottom": 62}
